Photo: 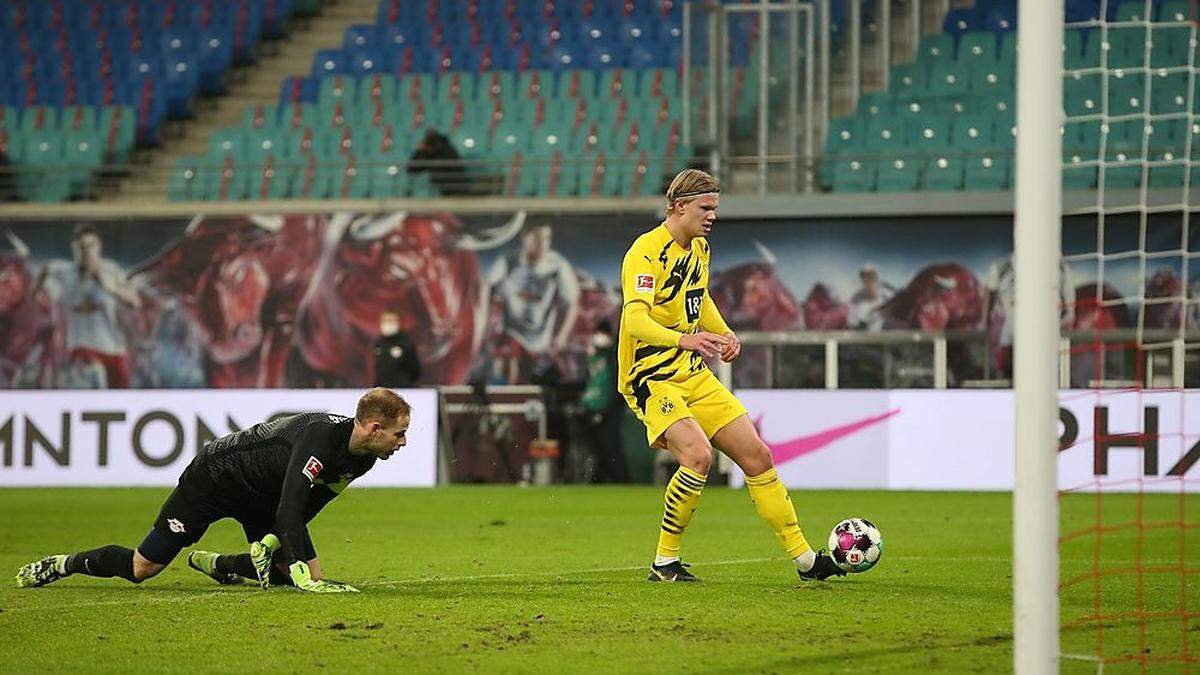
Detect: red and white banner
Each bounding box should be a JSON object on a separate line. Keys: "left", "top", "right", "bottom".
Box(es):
{"left": 733, "top": 389, "right": 1200, "bottom": 492}
{"left": 0, "top": 389, "right": 438, "bottom": 487}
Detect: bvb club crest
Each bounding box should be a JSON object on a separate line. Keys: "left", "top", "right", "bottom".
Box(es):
{"left": 659, "top": 398, "right": 676, "bottom": 416}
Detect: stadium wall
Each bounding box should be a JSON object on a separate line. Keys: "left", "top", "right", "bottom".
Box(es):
{"left": 2, "top": 207, "right": 1182, "bottom": 388}
{"left": 0, "top": 388, "right": 438, "bottom": 487}
{"left": 730, "top": 389, "right": 1200, "bottom": 493}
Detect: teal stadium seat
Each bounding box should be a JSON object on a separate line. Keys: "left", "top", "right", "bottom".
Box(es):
{"left": 1064, "top": 72, "right": 1102, "bottom": 116}
{"left": 951, "top": 114, "right": 996, "bottom": 152}
{"left": 825, "top": 117, "right": 861, "bottom": 155}
{"left": 891, "top": 63, "right": 928, "bottom": 97}
{"left": 1107, "top": 71, "right": 1146, "bottom": 116}
{"left": 831, "top": 157, "right": 876, "bottom": 192}
{"left": 957, "top": 32, "right": 997, "bottom": 65}
{"left": 169, "top": 156, "right": 211, "bottom": 201}
{"left": 857, "top": 92, "right": 894, "bottom": 118}
{"left": 20, "top": 106, "right": 59, "bottom": 134}
{"left": 1150, "top": 25, "right": 1190, "bottom": 67}
{"left": 436, "top": 71, "right": 479, "bottom": 104}
{"left": 927, "top": 63, "right": 970, "bottom": 97}
{"left": 1000, "top": 31, "right": 1017, "bottom": 65}
{"left": 357, "top": 74, "right": 399, "bottom": 110}
{"left": 245, "top": 157, "right": 294, "bottom": 200}
{"left": 20, "top": 133, "right": 70, "bottom": 202}
{"left": 369, "top": 160, "right": 411, "bottom": 198}
{"left": 60, "top": 106, "right": 98, "bottom": 134}
{"left": 864, "top": 118, "right": 906, "bottom": 152}
{"left": 875, "top": 156, "right": 920, "bottom": 192}
{"left": 963, "top": 154, "right": 1010, "bottom": 190}
{"left": 1067, "top": 31, "right": 1102, "bottom": 70}
{"left": 1104, "top": 28, "right": 1144, "bottom": 69}
{"left": 907, "top": 115, "right": 951, "bottom": 153}
{"left": 917, "top": 34, "right": 955, "bottom": 64}
{"left": 64, "top": 132, "right": 102, "bottom": 195}
{"left": 1161, "top": 0, "right": 1196, "bottom": 21}
{"left": 922, "top": 155, "right": 965, "bottom": 190}
{"left": 1150, "top": 71, "right": 1189, "bottom": 114}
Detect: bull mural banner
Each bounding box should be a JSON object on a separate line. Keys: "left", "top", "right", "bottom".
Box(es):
{"left": 0, "top": 388, "right": 438, "bottom": 486}
{"left": 0, "top": 211, "right": 1192, "bottom": 388}
{"left": 732, "top": 389, "right": 1200, "bottom": 493}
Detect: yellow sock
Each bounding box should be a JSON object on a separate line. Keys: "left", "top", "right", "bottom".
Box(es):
{"left": 655, "top": 466, "right": 707, "bottom": 559}
{"left": 745, "top": 467, "right": 812, "bottom": 559}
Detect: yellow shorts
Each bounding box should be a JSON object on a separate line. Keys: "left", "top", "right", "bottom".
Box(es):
{"left": 622, "top": 368, "right": 748, "bottom": 449}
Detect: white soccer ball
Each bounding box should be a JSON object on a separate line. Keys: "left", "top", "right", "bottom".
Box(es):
{"left": 828, "top": 517, "right": 883, "bottom": 573}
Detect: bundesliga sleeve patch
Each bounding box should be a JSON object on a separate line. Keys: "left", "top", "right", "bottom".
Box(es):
{"left": 302, "top": 456, "right": 324, "bottom": 483}
{"left": 636, "top": 274, "right": 655, "bottom": 293}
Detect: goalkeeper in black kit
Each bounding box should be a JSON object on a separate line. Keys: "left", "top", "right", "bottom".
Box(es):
{"left": 16, "top": 388, "right": 411, "bottom": 594}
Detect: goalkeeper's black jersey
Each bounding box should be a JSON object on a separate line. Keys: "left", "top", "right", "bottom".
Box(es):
{"left": 178, "top": 412, "right": 376, "bottom": 563}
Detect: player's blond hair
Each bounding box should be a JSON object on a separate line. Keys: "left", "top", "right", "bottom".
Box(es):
{"left": 664, "top": 169, "right": 720, "bottom": 216}
{"left": 356, "top": 387, "right": 411, "bottom": 424}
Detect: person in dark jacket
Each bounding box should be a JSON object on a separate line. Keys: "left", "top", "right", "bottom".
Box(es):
{"left": 408, "top": 128, "right": 468, "bottom": 196}
{"left": 373, "top": 310, "right": 422, "bottom": 387}
{"left": 578, "top": 320, "right": 628, "bottom": 483}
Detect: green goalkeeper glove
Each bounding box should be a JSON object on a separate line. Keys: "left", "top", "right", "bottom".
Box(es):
{"left": 288, "top": 561, "right": 359, "bottom": 593}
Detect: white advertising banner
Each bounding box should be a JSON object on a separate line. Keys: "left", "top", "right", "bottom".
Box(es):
{"left": 0, "top": 389, "right": 438, "bottom": 487}
{"left": 733, "top": 389, "right": 1200, "bottom": 492}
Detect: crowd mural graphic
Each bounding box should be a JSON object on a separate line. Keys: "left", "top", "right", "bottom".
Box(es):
{"left": 0, "top": 213, "right": 1193, "bottom": 389}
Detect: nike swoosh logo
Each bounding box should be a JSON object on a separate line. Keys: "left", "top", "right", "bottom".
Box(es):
{"left": 756, "top": 409, "right": 901, "bottom": 465}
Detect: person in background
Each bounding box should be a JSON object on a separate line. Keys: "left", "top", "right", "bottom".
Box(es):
{"left": 848, "top": 264, "right": 895, "bottom": 331}
{"left": 577, "top": 320, "right": 629, "bottom": 483}
{"left": 373, "top": 310, "right": 421, "bottom": 387}
{"left": 486, "top": 225, "right": 581, "bottom": 381}
{"left": 408, "top": 128, "right": 467, "bottom": 196}
{"left": 38, "top": 223, "right": 141, "bottom": 388}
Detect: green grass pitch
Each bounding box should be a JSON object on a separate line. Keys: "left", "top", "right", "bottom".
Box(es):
{"left": 0, "top": 487, "right": 1195, "bottom": 673}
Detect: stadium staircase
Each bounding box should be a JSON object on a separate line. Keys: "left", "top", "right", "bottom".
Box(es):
{"left": 117, "top": 0, "right": 382, "bottom": 202}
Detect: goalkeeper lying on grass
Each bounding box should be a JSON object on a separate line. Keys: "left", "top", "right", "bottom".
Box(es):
{"left": 16, "top": 388, "right": 410, "bottom": 594}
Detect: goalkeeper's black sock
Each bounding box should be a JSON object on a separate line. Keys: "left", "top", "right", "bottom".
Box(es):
{"left": 214, "top": 553, "right": 258, "bottom": 580}
{"left": 214, "top": 553, "right": 295, "bottom": 586}
{"left": 65, "top": 545, "right": 138, "bottom": 583}
{"left": 268, "top": 567, "right": 295, "bottom": 587}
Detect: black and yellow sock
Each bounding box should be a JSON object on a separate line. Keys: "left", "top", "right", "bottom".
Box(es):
{"left": 656, "top": 466, "right": 708, "bottom": 560}
{"left": 745, "top": 467, "right": 812, "bottom": 559}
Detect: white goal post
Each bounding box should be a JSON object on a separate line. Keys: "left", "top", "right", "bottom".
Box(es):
{"left": 1013, "top": 0, "right": 1064, "bottom": 671}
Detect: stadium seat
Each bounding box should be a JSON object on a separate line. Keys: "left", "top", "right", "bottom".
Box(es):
{"left": 916, "top": 34, "right": 955, "bottom": 64}
{"left": 891, "top": 63, "right": 928, "bottom": 97}
{"left": 1160, "top": 0, "right": 1196, "bottom": 21}
{"left": 825, "top": 117, "right": 861, "bottom": 155}
{"left": 169, "top": 155, "right": 211, "bottom": 201}
{"left": 951, "top": 114, "right": 996, "bottom": 151}
{"left": 922, "top": 155, "right": 965, "bottom": 191}
{"left": 927, "top": 63, "right": 970, "bottom": 97}
{"left": 876, "top": 156, "right": 920, "bottom": 192}
{"left": 1107, "top": 71, "right": 1146, "bottom": 116}
{"left": 1064, "top": 72, "right": 1102, "bottom": 116}
{"left": 963, "top": 154, "right": 1010, "bottom": 190}
{"left": 957, "top": 32, "right": 997, "bottom": 65}
{"left": 831, "top": 157, "right": 876, "bottom": 192}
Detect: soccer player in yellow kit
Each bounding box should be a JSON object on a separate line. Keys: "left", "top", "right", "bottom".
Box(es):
{"left": 619, "top": 169, "right": 845, "bottom": 583}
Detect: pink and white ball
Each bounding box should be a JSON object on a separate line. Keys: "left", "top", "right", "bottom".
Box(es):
{"left": 828, "top": 518, "right": 883, "bottom": 573}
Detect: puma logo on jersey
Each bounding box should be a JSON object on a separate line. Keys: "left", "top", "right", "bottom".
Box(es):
{"left": 327, "top": 414, "right": 349, "bottom": 423}
{"left": 302, "top": 456, "right": 324, "bottom": 483}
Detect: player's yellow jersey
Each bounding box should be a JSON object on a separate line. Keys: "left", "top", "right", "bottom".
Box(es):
{"left": 617, "top": 223, "right": 711, "bottom": 407}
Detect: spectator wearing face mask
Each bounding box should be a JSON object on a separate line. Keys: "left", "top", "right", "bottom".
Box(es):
{"left": 373, "top": 310, "right": 421, "bottom": 387}
{"left": 577, "top": 320, "right": 628, "bottom": 483}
